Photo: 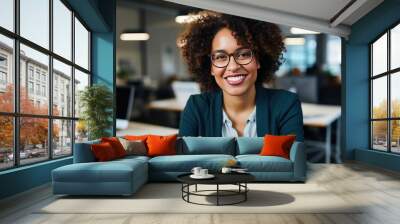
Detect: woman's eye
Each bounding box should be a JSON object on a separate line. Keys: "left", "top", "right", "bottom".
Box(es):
{"left": 214, "top": 54, "right": 228, "bottom": 61}
{"left": 237, "top": 51, "right": 251, "bottom": 59}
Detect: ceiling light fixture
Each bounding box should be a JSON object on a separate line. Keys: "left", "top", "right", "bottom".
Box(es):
{"left": 175, "top": 15, "right": 201, "bottom": 24}
{"left": 284, "top": 37, "right": 305, "bottom": 45}
{"left": 120, "top": 32, "right": 150, "bottom": 41}
{"left": 290, "top": 27, "right": 320, "bottom": 35}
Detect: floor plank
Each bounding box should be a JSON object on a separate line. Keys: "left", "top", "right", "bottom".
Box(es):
{"left": 1, "top": 162, "right": 400, "bottom": 224}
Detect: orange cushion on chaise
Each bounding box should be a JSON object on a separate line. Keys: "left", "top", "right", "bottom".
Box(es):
{"left": 101, "top": 137, "right": 127, "bottom": 158}
{"left": 91, "top": 142, "right": 118, "bottom": 161}
{"left": 259, "top": 134, "right": 296, "bottom": 159}
{"left": 146, "top": 134, "right": 177, "bottom": 157}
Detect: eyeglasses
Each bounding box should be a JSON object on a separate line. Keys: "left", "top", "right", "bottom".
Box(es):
{"left": 210, "top": 48, "right": 253, "bottom": 68}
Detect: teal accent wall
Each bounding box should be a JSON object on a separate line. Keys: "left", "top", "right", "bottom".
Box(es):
{"left": 0, "top": 158, "right": 72, "bottom": 199}
{"left": 344, "top": 0, "right": 400, "bottom": 171}
{"left": 0, "top": 0, "right": 116, "bottom": 200}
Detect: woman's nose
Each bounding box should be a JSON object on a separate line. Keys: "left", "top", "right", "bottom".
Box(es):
{"left": 226, "top": 55, "right": 240, "bottom": 71}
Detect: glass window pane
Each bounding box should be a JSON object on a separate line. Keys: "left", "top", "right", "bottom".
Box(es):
{"left": 0, "top": 0, "right": 14, "bottom": 31}
{"left": 53, "top": 0, "right": 72, "bottom": 60}
{"left": 74, "top": 18, "right": 89, "bottom": 70}
{"left": 75, "top": 120, "right": 88, "bottom": 143}
{"left": 391, "top": 120, "right": 400, "bottom": 153}
{"left": 74, "top": 69, "right": 89, "bottom": 118}
{"left": 53, "top": 119, "right": 72, "bottom": 158}
{"left": 20, "top": 0, "right": 49, "bottom": 49}
{"left": 20, "top": 44, "right": 49, "bottom": 115}
{"left": 0, "top": 116, "right": 14, "bottom": 170}
{"left": 391, "top": 24, "right": 400, "bottom": 70}
{"left": 0, "top": 34, "right": 14, "bottom": 112}
{"left": 391, "top": 72, "right": 400, "bottom": 118}
{"left": 20, "top": 117, "right": 49, "bottom": 165}
{"left": 53, "top": 59, "right": 72, "bottom": 117}
{"left": 372, "top": 77, "right": 387, "bottom": 119}
{"left": 372, "top": 33, "right": 387, "bottom": 76}
{"left": 372, "top": 121, "right": 388, "bottom": 151}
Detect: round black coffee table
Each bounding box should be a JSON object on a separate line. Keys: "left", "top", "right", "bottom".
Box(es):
{"left": 177, "top": 173, "right": 255, "bottom": 206}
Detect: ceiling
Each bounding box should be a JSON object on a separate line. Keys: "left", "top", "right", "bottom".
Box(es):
{"left": 161, "top": 0, "right": 384, "bottom": 38}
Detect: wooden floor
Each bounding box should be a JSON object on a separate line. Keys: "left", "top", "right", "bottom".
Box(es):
{"left": 1, "top": 162, "right": 400, "bottom": 224}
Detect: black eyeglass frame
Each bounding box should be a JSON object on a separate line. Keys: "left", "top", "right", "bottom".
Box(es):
{"left": 210, "top": 48, "right": 254, "bottom": 68}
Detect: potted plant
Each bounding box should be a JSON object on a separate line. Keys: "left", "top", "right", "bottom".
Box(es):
{"left": 79, "top": 84, "right": 113, "bottom": 140}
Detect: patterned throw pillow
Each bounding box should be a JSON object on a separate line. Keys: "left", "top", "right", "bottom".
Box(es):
{"left": 118, "top": 137, "right": 147, "bottom": 156}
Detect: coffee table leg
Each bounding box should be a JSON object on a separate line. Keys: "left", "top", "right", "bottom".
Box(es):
{"left": 217, "top": 184, "right": 219, "bottom": 206}
{"left": 245, "top": 183, "right": 247, "bottom": 201}
{"left": 195, "top": 184, "right": 197, "bottom": 192}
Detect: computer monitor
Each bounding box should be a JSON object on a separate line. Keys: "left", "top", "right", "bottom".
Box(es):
{"left": 116, "top": 86, "right": 135, "bottom": 129}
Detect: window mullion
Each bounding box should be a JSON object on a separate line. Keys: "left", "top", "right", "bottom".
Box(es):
{"left": 388, "top": 29, "right": 392, "bottom": 152}
{"left": 49, "top": 0, "right": 53, "bottom": 160}
{"left": 71, "top": 10, "right": 76, "bottom": 155}
{"left": 14, "top": 0, "right": 20, "bottom": 167}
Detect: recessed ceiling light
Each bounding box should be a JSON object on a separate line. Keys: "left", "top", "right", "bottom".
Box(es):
{"left": 120, "top": 33, "right": 150, "bottom": 41}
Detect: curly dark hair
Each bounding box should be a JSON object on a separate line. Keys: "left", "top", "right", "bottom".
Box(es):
{"left": 178, "top": 11, "right": 285, "bottom": 91}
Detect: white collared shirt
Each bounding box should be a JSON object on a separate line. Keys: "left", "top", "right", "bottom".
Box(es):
{"left": 222, "top": 107, "right": 257, "bottom": 137}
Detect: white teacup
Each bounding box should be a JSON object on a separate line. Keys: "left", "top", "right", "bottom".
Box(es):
{"left": 221, "top": 167, "right": 232, "bottom": 174}
{"left": 191, "top": 167, "right": 202, "bottom": 176}
{"left": 199, "top": 169, "right": 208, "bottom": 176}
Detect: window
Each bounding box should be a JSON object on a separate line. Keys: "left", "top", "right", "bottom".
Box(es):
{"left": 0, "top": 54, "right": 7, "bottom": 67}
{"left": 0, "top": 0, "right": 14, "bottom": 32}
{"left": 370, "top": 23, "right": 400, "bottom": 154}
{"left": 28, "top": 67, "right": 34, "bottom": 80}
{"left": 0, "top": 71, "right": 6, "bottom": 84}
{"left": 28, "top": 81, "right": 34, "bottom": 94}
{"left": 0, "top": 0, "right": 91, "bottom": 170}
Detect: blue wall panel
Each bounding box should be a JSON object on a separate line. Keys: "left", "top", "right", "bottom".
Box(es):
{"left": 345, "top": 0, "right": 400, "bottom": 171}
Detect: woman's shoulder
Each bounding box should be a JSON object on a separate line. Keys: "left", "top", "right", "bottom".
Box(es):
{"left": 257, "top": 86, "right": 299, "bottom": 102}
{"left": 187, "top": 91, "right": 219, "bottom": 105}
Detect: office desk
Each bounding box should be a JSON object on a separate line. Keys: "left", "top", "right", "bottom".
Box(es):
{"left": 116, "top": 121, "right": 178, "bottom": 136}
{"left": 148, "top": 99, "right": 341, "bottom": 163}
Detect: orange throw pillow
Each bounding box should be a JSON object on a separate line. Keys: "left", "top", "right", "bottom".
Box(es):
{"left": 146, "top": 134, "right": 177, "bottom": 157}
{"left": 91, "top": 142, "right": 117, "bottom": 161}
{"left": 101, "top": 137, "right": 127, "bottom": 158}
{"left": 124, "top": 135, "right": 149, "bottom": 141}
{"left": 260, "top": 134, "right": 296, "bottom": 159}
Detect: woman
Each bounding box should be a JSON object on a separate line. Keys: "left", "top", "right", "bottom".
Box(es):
{"left": 178, "top": 11, "right": 304, "bottom": 141}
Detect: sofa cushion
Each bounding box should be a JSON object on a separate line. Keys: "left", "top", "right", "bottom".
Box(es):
{"left": 148, "top": 154, "right": 235, "bottom": 172}
{"left": 236, "top": 155, "right": 293, "bottom": 172}
{"left": 236, "top": 137, "right": 263, "bottom": 155}
{"left": 52, "top": 159, "right": 147, "bottom": 183}
{"left": 178, "top": 137, "right": 236, "bottom": 155}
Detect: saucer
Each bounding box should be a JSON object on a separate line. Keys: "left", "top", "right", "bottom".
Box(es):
{"left": 190, "top": 174, "right": 215, "bottom": 179}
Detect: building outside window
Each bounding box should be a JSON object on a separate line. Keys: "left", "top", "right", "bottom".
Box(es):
{"left": 0, "top": 0, "right": 91, "bottom": 170}
{"left": 370, "top": 23, "right": 400, "bottom": 154}
{"left": 28, "top": 81, "right": 34, "bottom": 94}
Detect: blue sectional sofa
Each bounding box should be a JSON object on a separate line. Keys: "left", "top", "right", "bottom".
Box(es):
{"left": 52, "top": 137, "right": 306, "bottom": 196}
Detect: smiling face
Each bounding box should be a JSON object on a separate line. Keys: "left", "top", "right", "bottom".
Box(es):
{"left": 210, "top": 28, "right": 259, "bottom": 97}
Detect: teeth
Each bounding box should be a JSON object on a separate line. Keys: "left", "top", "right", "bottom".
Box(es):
{"left": 226, "top": 75, "right": 245, "bottom": 81}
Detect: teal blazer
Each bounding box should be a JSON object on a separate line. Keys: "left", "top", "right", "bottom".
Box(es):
{"left": 178, "top": 84, "right": 304, "bottom": 141}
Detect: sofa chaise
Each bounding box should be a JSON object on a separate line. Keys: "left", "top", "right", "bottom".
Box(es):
{"left": 52, "top": 137, "right": 306, "bottom": 196}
